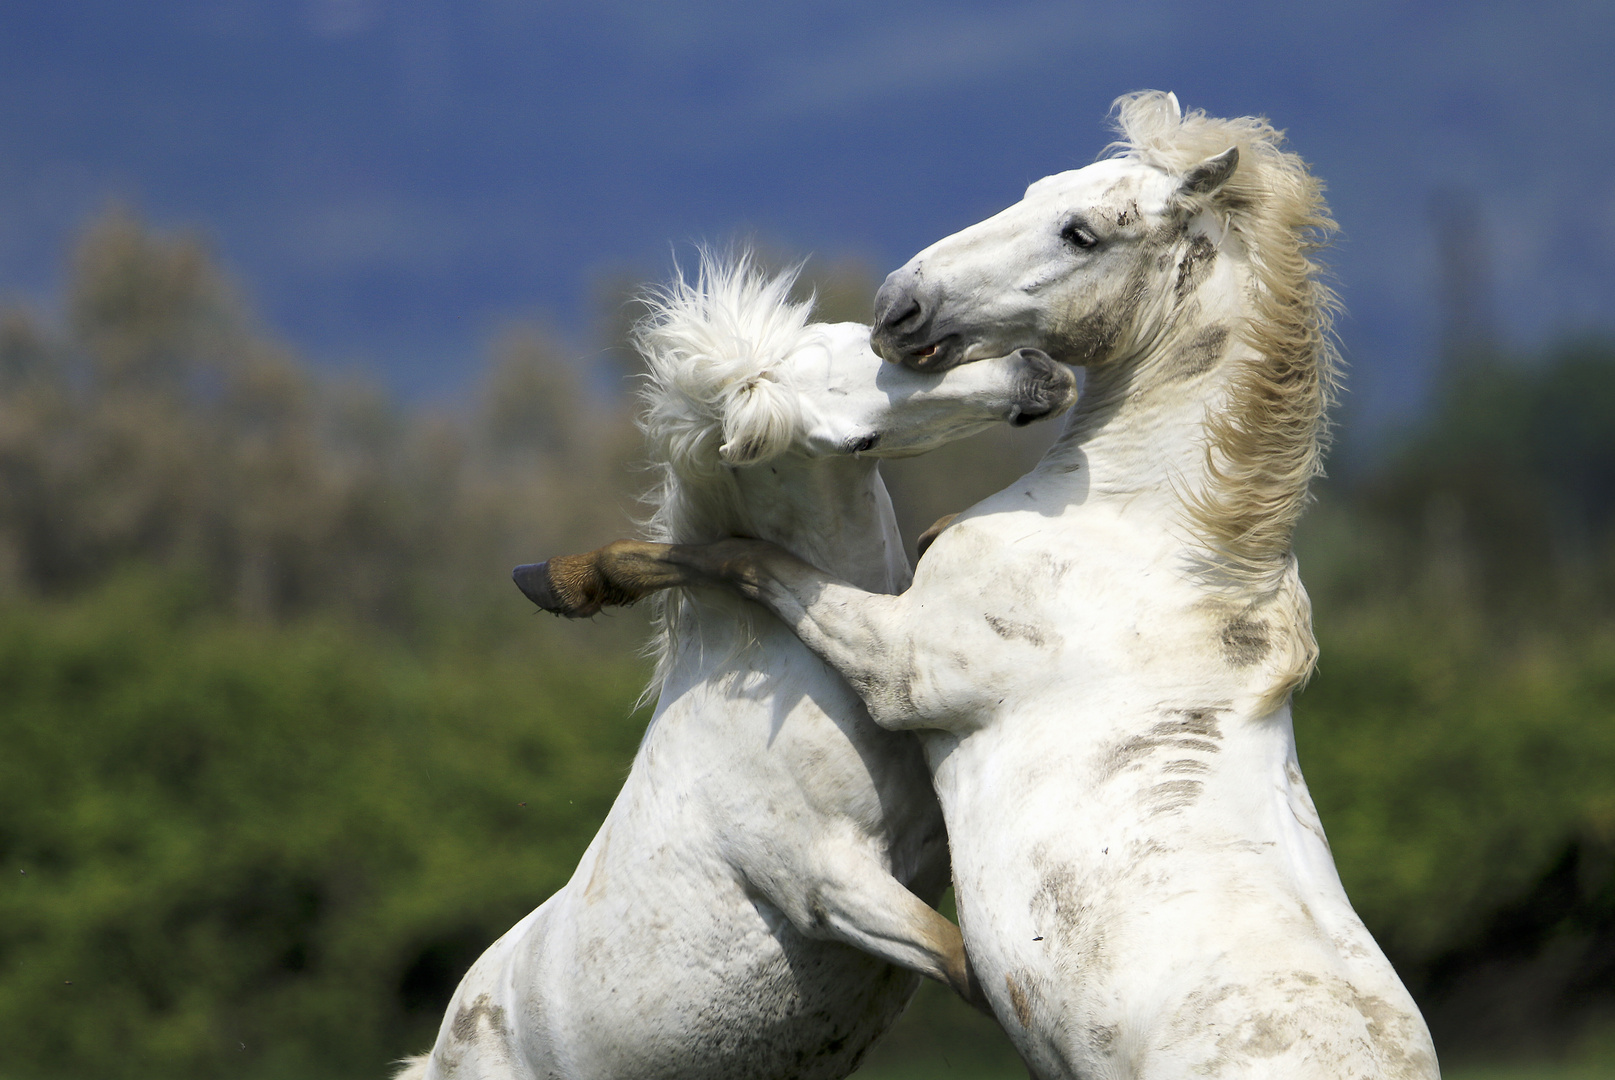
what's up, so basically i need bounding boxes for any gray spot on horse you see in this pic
[1096,707,1227,782]
[1218,1012,1297,1058]
[1287,760,1332,851]
[1334,982,1440,1079]
[1156,707,1226,740]
[1147,778,1204,815]
[1005,973,1034,1029]
[1221,615,1271,666]
[1170,324,1231,381]
[1175,232,1218,301]
[451,993,510,1043]
[1066,309,1120,365]
[1066,259,1157,366]
[985,614,1050,648]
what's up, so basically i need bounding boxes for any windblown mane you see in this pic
[633,253,823,697]
[1110,91,1342,703]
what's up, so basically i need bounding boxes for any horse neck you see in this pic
[648,453,908,690]
[1043,253,1251,519]
[729,455,909,594]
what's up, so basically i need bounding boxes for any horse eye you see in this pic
[1060,221,1099,250]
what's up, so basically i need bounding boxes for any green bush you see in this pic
[0,573,649,1080]
[1298,614,1615,962]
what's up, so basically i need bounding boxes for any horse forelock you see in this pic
[1108,91,1341,708]
[630,251,822,701]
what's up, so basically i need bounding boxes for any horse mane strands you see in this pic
[1110,91,1342,706]
[632,251,823,699]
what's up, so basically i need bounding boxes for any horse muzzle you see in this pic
[871,269,969,372]
[1009,349,1078,426]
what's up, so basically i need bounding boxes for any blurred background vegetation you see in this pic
[1,211,1613,1079]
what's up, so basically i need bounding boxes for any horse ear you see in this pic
[1179,147,1239,199]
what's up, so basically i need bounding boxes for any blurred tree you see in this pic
[0,209,643,636]
[1336,339,1615,620]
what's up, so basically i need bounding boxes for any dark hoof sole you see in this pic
[513,562,563,612]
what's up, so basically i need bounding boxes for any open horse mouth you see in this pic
[871,329,964,371]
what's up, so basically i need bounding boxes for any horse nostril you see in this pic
[881,296,925,332]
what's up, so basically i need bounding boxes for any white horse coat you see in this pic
[527,97,1440,1079]
[398,260,1075,1080]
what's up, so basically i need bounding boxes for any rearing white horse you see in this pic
[523,96,1440,1078]
[397,256,1075,1080]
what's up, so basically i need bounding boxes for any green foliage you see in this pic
[1332,340,1615,618]
[0,573,649,1080]
[1287,341,1615,1056]
[1297,613,1615,961]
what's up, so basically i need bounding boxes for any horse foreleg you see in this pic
[517,538,931,727]
[799,865,988,1013]
[514,540,695,617]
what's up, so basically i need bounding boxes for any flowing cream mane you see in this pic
[1110,91,1341,704]
[632,254,824,696]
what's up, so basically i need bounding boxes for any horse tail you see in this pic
[390,1052,431,1080]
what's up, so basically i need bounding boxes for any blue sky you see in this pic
[1,1,1611,419]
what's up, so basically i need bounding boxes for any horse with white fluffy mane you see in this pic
[524,95,1440,1078]
[396,257,1075,1080]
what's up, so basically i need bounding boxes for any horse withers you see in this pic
[396,256,1074,1080]
[527,96,1438,1079]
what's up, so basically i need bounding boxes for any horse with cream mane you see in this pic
[522,96,1439,1078]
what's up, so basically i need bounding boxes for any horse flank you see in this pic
[1110,91,1341,704]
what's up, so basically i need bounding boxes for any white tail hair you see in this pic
[391,1053,429,1079]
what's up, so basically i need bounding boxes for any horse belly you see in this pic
[557,901,919,1080]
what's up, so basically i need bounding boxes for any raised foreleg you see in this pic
[793,859,987,1011]
[515,539,949,729]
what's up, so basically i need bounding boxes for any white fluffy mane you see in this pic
[633,253,826,698]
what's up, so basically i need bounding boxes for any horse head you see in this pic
[871,91,1245,374]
